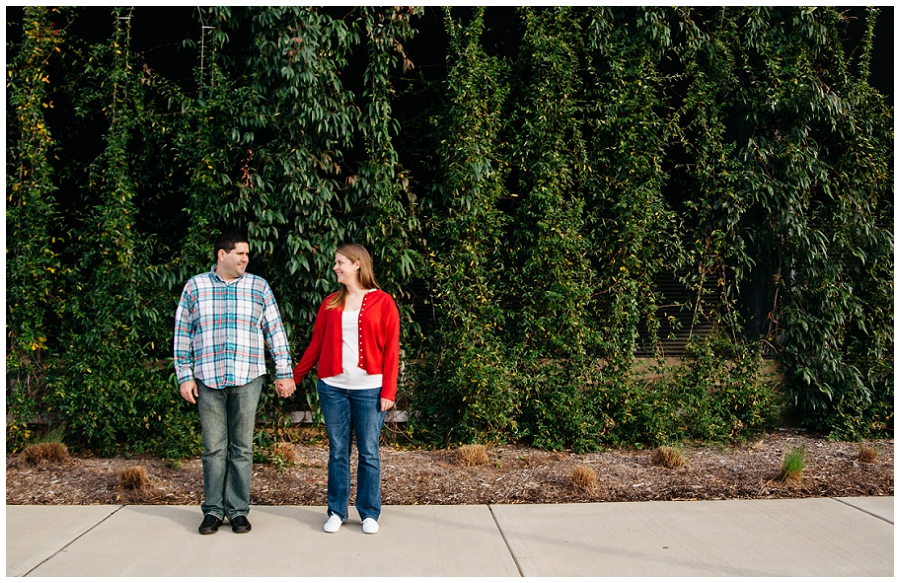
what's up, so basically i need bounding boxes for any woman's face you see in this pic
[334,252,360,286]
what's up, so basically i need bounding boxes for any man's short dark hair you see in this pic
[215,231,248,259]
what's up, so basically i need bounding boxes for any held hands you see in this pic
[275,378,296,398]
[179,379,296,402]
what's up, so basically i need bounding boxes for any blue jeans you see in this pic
[317,380,386,522]
[197,376,263,520]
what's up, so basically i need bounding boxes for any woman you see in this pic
[292,243,399,535]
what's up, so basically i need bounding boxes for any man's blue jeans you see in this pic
[197,376,263,520]
[317,380,386,522]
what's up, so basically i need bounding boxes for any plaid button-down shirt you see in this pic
[174,267,292,389]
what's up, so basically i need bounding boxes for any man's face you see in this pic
[217,242,249,281]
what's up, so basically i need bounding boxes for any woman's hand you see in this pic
[380,398,395,412]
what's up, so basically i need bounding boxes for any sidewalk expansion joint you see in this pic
[22,505,127,577]
[488,505,524,577]
[830,497,893,525]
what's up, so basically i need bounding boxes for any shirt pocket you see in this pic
[249,298,264,326]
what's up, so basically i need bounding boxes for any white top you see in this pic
[320,308,383,390]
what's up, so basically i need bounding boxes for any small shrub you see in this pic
[272,441,298,463]
[571,464,597,492]
[48,360,201,458]
[858,443,878,463]
[268,442,299,474]
[253,428,276,463]
[22,441,70,465]
[455,444,489,467]
[651,446,686,469]
[6,373,40,454]
[780,447,806,484]
[119,466,150,490]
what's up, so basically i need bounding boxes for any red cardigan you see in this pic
[293,289,401,401]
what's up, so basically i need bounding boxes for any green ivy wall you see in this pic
[6,7,893,454]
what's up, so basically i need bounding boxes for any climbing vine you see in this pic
[508,7,603,451]
[43,8,198,457]
[412,7,517,444]
[732,7,893,438]
[6,7,64,451]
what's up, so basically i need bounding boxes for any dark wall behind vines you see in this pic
[7,7,893,455]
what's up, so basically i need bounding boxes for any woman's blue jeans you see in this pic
[196,376,263,520]
[317,380,386,522]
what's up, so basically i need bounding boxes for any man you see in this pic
[174,231,297,535]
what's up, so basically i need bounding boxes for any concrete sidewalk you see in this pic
[7,497,893,577]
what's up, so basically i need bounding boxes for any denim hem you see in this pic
[328,511,347,522]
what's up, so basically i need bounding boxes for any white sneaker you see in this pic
[361,517,379,535]
[323,513,343,533]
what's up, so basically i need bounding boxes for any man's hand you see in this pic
[380,398,395,412]
[275,378,296,398]
[179,380,199,404]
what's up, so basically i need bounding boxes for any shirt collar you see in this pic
[210,264,244,284]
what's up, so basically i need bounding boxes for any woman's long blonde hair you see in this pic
[326,243,380,310]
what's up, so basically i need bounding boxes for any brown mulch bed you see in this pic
[6,430,892,506]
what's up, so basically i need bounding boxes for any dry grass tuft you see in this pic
[858,443,878,463]
[779,446,806,484]
[119,466,150,491]
[571,464,598,492]
[455,444,489,467]
[651,446,686,469]
[22,442,70,465]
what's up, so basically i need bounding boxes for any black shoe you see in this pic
[199,514,223,535]
[231,515,252,534]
